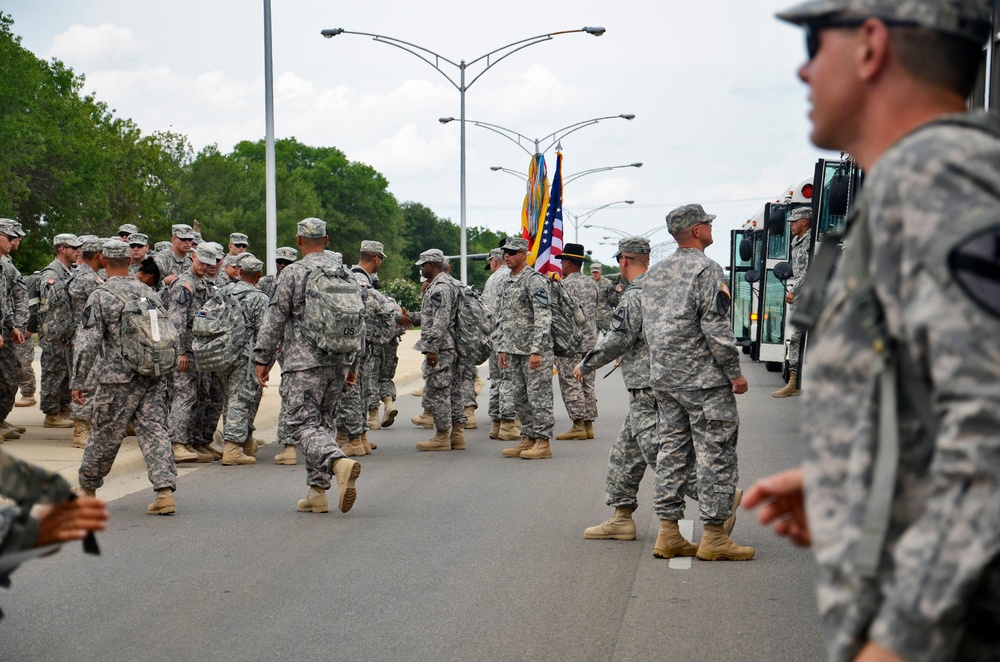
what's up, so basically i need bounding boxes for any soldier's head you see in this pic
[777,0,991,160]
[359,240,387,273]
[0,219,19,256]
[191,242,221,278]
[101,240,131,275]
[788,206,813,237]
[117,223,139,241]
[239,255,264,286]
[128,233,149,263]
[296,218,329,253]
[171,224,195,256]
[79,235,105,268]
[667,204,716,251]
[53,233,83,267]
[613,236,651,280]
[556,243,587,275]
[136,255,162,288]
[415,248,446,280]
[229,232,249,256]
[590,262,603,280]
[275,246,297,273]
[501,236,529,272]
[223,254,242,281]
[487,248,504,273]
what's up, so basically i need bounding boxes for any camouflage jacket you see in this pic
[257,273,277,300]
[802,113,1000,662]
[67,263,105,326]
[413,271,460,354]
[561,271,599,353]
[166,271,215,358]
[790,229,812,299]
[594,276,616,332]
[641,248,741,391]
[224,280,270,359]
[579,272,649,389]
[155,249,192,280]
[253,250,357,371]
[494,265,552,356]
[481,265,510,314]
[0,255,28,331]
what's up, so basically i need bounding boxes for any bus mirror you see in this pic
[739,237,753,262]
[773,261,793,281]
[767,205,786,233]
[744,269,760,284]
[828,173,850,215]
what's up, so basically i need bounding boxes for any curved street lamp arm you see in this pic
[470,122,537,156]
[563,162,642,187]
[331,31,463,91]
[537,115,634,154]
[490,166,529,182]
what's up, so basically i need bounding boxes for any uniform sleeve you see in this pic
[12,269,28,330]
[166,283,193,356]
[0,504,40,555]
[414,282,451,353]
[71,291,105,390]
[253,269,295,365]
[580,291,640,373]
[529,276,553,355]
[696,267,741,381]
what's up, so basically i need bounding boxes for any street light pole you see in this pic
[564,200,634,243]
[584,222,670,240]
[321,26,606,284]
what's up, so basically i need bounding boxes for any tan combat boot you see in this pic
[464,406,477,430]
[724,488,743,536]
[222,441,257,465]
[360,432,372,455]
[489,420,501,439]
[274,444,297,465]
[243,434,259,458]
[585,421,595,439]
[556,420,588,440]
[2,421,26,434]
[416,429,451,452]
[653,520,699,558]
[173,443,200,463]
[195,444,222,461]
[380,396,398,428]
[1,426,20,440]
[771,373,801,398]
[520,438,552,460]
[80,487,97,497]
[43,413,73,428]
[332,457,361,513]
[184,444,214,462]
[15,395,36,407]
[367,408,381,431]
[502,437,534,458]
[147,488,176,515]
[584,507,637,540]
[297,486,329,513]
[72,420,90,448]
[410,384,424,396]
[450,426,466,450]
[497,420,521,442]
[696,523,755,561]
[410,410,434,429]
[336,427,348,446]
[343,437,366,457]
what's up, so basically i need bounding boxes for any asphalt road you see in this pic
[2,358,824,661]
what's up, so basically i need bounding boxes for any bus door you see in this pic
[729,228,755,350]
[753,202,791,371]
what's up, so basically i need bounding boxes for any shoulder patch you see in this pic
[177,285,191,305]
[47,278,56,285]
[16,276,26,291]
[611,306,626,331]
[716,289,731,317]
[430,290,443,307]
[82,304,95,328]
[533,288,549,307]
[949,227,1000,319]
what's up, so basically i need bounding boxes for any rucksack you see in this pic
[455,284,492,365]
[24,271,41,333]
[103,282,179,377]
[37,270,76,343]
[191,285,250,373]
[549,278,586,358]
[300,262,365,354]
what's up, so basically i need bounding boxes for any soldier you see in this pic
[591,262,614,334]
[0,221,29,438]
[257,246,297,300]
[7,227,36,410]
[67,235,106,448]
[745,3,1000,660]
[72,240,178,515]
[771,207,812,398]
[642,204,752,561]
[193,242,227,458]
[116,223,139,241]
[495,236,555,460]
[481,247,519,441]
[553,243,599,440]
[126,233,149,275]
[37,233,82,429]
[156,224,195,286]
[351,240,396,436]
[228,233,249,257]
[407,249,465,451]
[254,217,361,515]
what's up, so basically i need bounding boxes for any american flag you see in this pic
[534,151,564,278]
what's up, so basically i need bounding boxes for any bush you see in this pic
[381,278,422,315]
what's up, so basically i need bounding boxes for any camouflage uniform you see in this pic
[594,275,616,334]
[16,339,35,399]
[413,267,465,430]
[37,258,75,415]
[642,247,742,525]
[67,260,104,423]
[155,249,193,282]
[482,264,514,422]
[214,280,269,444]
[253,248,356,491]
[554,270,599,422]
[166,269,216,448]
[73,276,177,493]
[0,448,74,555]
[495,263,554,440]
[0,253,28,419]
[787,225,811,369]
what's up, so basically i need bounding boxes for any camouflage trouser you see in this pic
[460,362,478,410]
[421,350,465,431]
[787,327,803,371]
[379,338,400,401]
[605,389,697,509]
[220,356,260,444]
[39,339,72,414]
[555,354,597,421]
[168,364,206,447]
[652,384,739,525]
[488,351,515,422]
[0,332,20,421]
[79,378,177,492]
[69,364,97,423]
[502,352,554,440]
[336,373,367,438]
[280,366,349,490]
[16,338,35,397]
[363,346,382,412]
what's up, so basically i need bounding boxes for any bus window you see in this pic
[762,270,786,344]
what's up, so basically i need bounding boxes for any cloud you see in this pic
[49,23,146,70]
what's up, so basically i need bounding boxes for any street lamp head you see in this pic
[583,26,606,36]
[620,114,636,120]
[631,163,643,168]
[490,166,502,171]
[320,28,344,38]
[625,200,635,204]
[439,117,456,124]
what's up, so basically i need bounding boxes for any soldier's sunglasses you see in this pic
[805,16,918,60]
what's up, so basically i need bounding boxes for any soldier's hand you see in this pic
[572,365,584,383]
[743,468,811,548]
[346,370,357,386]
[399,309,413,329]
[177,354,189,372]
[426,352,438,368]
[498,352,508,369]
[34,495,109,547]
[528,353,542,370]
[11,328,24,344]
[730,375,748,394]
[255,363,270,387]
[0,335,3,349]
[785,292,795,305]
[71,389,85,406]
[854,642,907,662]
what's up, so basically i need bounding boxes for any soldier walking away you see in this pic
[481,247,519,441]
[37,233,82,429]
[642,204,752,562]
[66,236,107,448]
[591,262,615,334]
[0,221,29,438]
[745,2,1000,661]
[772,206,812,398]
[554,243,599,441]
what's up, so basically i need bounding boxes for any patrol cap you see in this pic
[172,224,195,239]
[0,219,20,239]
[102,239,130,259]
[360,240,387,258]
[502,236,529,253]
[486,247,504,270]
[240,256,264,273]
[275,246,298,262]
[118,223,139,236]
[590,262,603,272]
[776,0,994,44]
[556,242,587,262]
[128,232,149,247]
[415,248,446,266]
[666,204,716,235]
[788,207,814,221]
[203,241,225,257]
[297,217,327,238]
[222,254,242,267]
[79,234,104,253]
[153,241,172,252]
[194,243,222,265]
[230,232,249,246]
[2,219,26,237]
[192,232,203,245]
[613,236,652,259]
[54,233,83,249]
[324,250,344,265]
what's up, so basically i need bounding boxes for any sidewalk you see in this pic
[1,330,427,500]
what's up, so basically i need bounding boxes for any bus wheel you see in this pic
[765,361,783,373]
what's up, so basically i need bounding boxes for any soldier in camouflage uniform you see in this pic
[193,243,228,459]
[352,240,396,440]
[259,246,299,465]
[254,218,361,515]
[642,204,752,562]
[772,207,812,398]
[495,237,555,460]
[257,246,297,300]
[37,233,82,429]
[116,223,139,241]
[67,236,106,448]
[481,247,519,441]
[591,262,615,334]
[0,221,29,436]
[553,243,599,441]
[155,224,195,288]
[72,240,178,515]
[745,3,1000,660]
[126,233,149,276]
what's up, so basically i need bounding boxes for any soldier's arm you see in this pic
[12,272,28,331]
[253,268,296,365]
[696,267,742,380]
[528,277,553,355]
[71,291,105,391]
[415,285,448,353]
[166,282,194,357]
[580,293,640,374]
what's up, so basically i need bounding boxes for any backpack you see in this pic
[38,270,77,344]
[364,292,398,346]
[191,285,249,373]
[455,284,492,365]
[549,278,586,358]
[299,262,365,354]
[103,282,179,377]
[25,271,41,333]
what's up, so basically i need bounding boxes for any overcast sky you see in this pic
[4,0,834,267]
